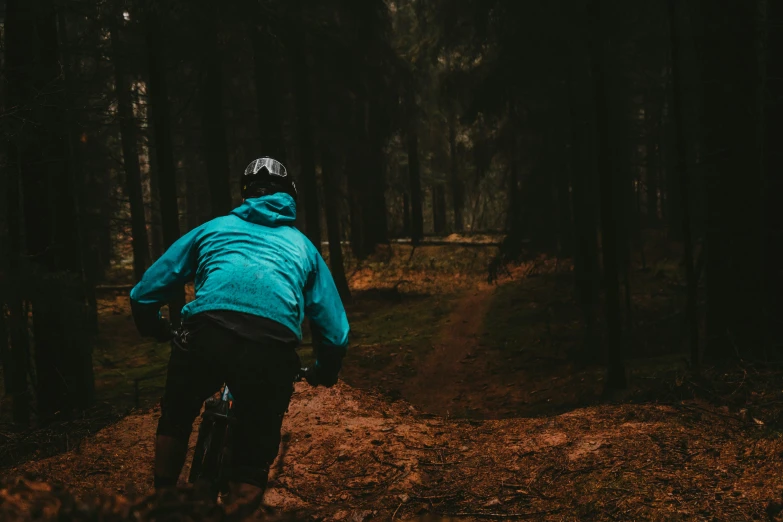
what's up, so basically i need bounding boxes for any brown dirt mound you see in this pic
[8,381,783,521]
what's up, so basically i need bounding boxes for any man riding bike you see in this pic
[129,157,350,509]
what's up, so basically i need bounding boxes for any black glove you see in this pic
[153,318,175,343]
[131,300,175,342]
[313,363,339,387]
[312,345,346,388]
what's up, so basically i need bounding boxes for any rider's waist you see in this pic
[185,310,299,346]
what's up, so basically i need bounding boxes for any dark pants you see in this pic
[156,320,300,487]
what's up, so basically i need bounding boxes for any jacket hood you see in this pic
[230,193,296,226]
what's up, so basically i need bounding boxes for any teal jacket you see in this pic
[129,193,350,352]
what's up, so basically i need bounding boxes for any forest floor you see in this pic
[4,237,783,520]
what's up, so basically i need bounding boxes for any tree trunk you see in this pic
[3,0,33,423]
[590,0,626,389]
[145,1,184,324]
[111,12,150,282]
[321,151,352,302]
[249,19,287,162]
[147,129,164,259]
[701,0,765,358]
[645,98,660,225]
[345,103,369,259]
[449,110,464,232]
[200,4,232,218]
[184,146,206,230]
[568,75,599,360]
[2,144,30,425]
[765,0,783,352]
[503,127,527,260]
[0,309,8,396]
[364,102,389,251]
[555,123,573,257]
[291,39,321,250]
[57,11,96,401]
[663,65,683,241]
[669,0,699,367]
[432,184,447,236]
[403,192,411,237]
[346,101,388,259]
[507,147,522,234]
[346,149,368,259]
[405,88,424,245]
[756,0,770,355]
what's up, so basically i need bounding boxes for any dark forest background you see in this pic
[0,0,781,431]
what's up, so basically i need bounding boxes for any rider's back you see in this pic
[130,192,348,347]
[186,197,314,334]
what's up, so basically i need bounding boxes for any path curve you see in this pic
[400,284,496,417]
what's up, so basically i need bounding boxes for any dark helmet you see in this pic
[241,157,297,202]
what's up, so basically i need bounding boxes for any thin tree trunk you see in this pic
[556,121,573,257]
[657,127,667,221]
[507,147,521,234]
[765,0,783,352]
[701,0,764,358]
[406,89,424,244]
[3,145,30,425]
[249,18,287,162]
[58,11,96,405]
[432,184,447,236]
[590,0,626,389]
[321,151,351,302]
[645,98,660,225]
[663,65,683,241]
[111,13,150,282]
[346,102,369,259]
[449,110,464,232]
[365,102,389,251]
[754,0,768,357]
[504,128,526,260]
[291,39,321,250]
[147,130,164,259]
[0,310,8,396]
[669,0,699,367]
[403,192,411,237]
[346,151,367,259]
[504,101,526,256]
[201,4,232,218]
[146,2,184,324]
[31,8,65,418]
[3,0,32,423]
[184,146,205,230]
[569,79,599,360]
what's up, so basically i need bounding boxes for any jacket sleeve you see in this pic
[304,250,350,361]
[129,225,201,334]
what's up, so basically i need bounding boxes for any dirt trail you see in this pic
[400,284,496,418]
[10,381,782,521]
